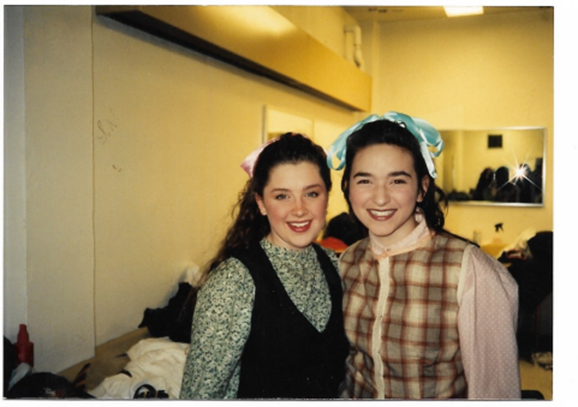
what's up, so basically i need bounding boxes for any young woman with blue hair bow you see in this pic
[328,112,520,400]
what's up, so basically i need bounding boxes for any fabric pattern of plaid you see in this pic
[340,233,469,399]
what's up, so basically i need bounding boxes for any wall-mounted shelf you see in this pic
[96,5,372,111]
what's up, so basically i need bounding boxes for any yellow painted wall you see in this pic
[368,8,553,245]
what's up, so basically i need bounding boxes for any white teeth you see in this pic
[369,209,394,217]
[290,221,310,227]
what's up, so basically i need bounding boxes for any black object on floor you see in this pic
[6,372,95,399]
[521,390,545,400]
[139,282,198,343]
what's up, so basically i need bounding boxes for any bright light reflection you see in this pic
[444,6,484,17]
[214,6,294,37]
[506,152,542,192]
[514,166,527,180]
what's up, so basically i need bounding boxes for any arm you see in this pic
[457,245,521,400]
[179,258,254,399]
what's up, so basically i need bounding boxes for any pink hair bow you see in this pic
[240,133,317,177]
[240,138,279,177]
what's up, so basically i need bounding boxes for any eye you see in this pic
[274,194,289,200]
[306,191,320,198]
[392,178,407,185]
[355,179,370,185]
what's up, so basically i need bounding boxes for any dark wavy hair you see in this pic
[340,119,448,237]
[205,133,332,278]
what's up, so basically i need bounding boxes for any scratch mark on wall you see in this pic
[96,119,118,144]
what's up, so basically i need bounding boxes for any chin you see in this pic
[290,235,318,249]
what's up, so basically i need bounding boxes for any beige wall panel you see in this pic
[23,6,96,372]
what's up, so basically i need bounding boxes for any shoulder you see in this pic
[193,257,256,334]
[433,232,472,251]
[426,233,474,265]
[460,243,517,293]
[202,257,255,299]
[465,244,509,273]
[340,238,371,265]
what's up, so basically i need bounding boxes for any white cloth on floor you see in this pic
[89,337,188,399]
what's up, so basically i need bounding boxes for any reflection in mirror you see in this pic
[263,106,314,143]
[436,128,545,206]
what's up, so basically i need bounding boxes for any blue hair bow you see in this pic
[326,111,444,178]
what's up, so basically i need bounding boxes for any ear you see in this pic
[342,178,349,197]
[255,193,267,216]
[417,175,430,203]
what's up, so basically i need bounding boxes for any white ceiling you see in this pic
[343,6,546,23]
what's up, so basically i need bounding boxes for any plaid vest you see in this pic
[340,234,469,399]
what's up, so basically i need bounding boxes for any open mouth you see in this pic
[287,220,312,232]
[368,209,395,220]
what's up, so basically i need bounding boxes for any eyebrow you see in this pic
[352,171,372,179]
[389,170,413,178]
[352,170,413,178]
[268,183,325,193]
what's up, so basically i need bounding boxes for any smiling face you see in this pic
[347,144,429,247]
[255,161,328,251]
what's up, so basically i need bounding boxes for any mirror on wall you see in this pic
[435,127,545,206]
[263,105,314,142]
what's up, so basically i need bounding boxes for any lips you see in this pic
[287,220,312,233]
[368,209,395,220]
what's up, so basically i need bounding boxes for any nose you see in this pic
[374,185,390,206]
[293,197,306,217]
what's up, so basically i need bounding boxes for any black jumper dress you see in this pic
[235,243,349,399]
